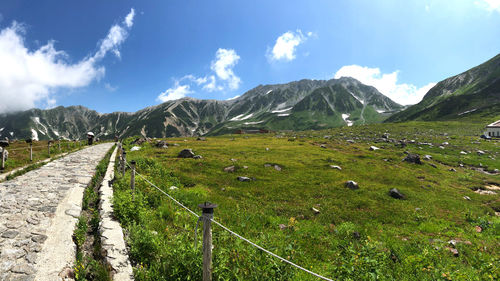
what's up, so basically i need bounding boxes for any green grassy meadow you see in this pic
[0,140,87,174]
[112,120,499,280]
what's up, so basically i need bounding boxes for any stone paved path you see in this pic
[0,143,114,281]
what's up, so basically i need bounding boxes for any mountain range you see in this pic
[0,77,402,140]
[1,53,499,140]
[387,53,500,122]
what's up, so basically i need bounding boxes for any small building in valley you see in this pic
[485,120,500,138]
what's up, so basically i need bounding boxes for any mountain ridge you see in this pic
[0,77,402,140]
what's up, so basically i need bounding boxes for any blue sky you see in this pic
[0,0,499,113]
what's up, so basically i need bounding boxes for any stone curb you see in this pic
[98,146,134,280]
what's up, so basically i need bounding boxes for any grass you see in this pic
[73,145,115,281]
[112,120,499,280]
[0,140,88,174]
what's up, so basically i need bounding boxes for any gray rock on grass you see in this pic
[178,149,195,158]
[345,180,359,190]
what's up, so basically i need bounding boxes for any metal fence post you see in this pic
[29,143,33,161]
[130,160,136,201]
[1,149,4,170]
[47,141,51,157]
[58,141,61,151]
[122,151,127,176]
[198,202,217,281]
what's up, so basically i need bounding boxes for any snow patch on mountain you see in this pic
[243,121,264,125]
[32,117,49,135]
[230,113,254,121]
[31,129,39,141]
[342,113,353,127]
[349,91,364,105]
[272,107,292,113]
[277,113,290,117]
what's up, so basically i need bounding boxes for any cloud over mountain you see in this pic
[0,8,135,113]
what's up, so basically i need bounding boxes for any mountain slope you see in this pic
[0,78,402,140]
[387,53,500,122]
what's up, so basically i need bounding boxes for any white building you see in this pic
[485,120,500,138]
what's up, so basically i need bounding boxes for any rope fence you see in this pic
[122,155,334,281]
[1,140,89,171]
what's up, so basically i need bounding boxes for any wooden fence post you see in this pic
[47,141,51,157]
[198,202,217,281]
[58,141,61,151]
[130,160,136,200]
[1,149,4,170]
[122,151,127,176]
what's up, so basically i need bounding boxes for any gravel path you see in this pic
[0,143,114,281]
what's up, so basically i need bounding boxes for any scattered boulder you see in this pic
[449,168,457,172]
[131,137,148,145]
[477,150,485,155]
[155,140,168,148]
[423,155,432,160]
[369,146,380,151]
[130,146,141,151]
[403,153,422,164]
[193,155,203,159]
[278,224,287,230]
[264,163,282,171]
[463,196,471,200]
[320,144,327,148]
[196,137,206,141]
[345,180,359,190]
[237,176,253,182]
[169,186,178,190]
[429,163,437,168]
[446,247,459,257]
[224,166,236,173]
[178,149,195,158]
[329,165,342,170]
[460,151,467,155]
[389,188,405,199]
[311,207,320,215]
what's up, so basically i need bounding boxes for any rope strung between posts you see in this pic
[123,160,334,281]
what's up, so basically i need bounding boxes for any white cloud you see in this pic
[104,83,118,92]
[157,83,192,102]
[93,8,135,60]
[334,65,436,105]
[268,30,312,62]
[0,9,135,114]
[211,48,241,90]
[476,0,500,12]
[124,8,135,28]
[157,49,242,102]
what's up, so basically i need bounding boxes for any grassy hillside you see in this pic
[112,121,499,280]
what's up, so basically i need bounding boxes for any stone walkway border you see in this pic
[99,146,134,280]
